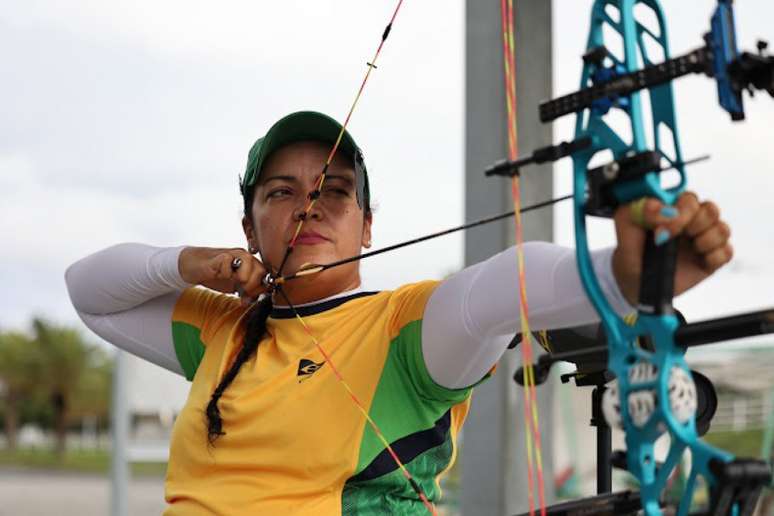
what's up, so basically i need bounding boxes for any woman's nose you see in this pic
[293,191,323,221]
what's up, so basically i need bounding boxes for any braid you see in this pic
[206,295,273,445]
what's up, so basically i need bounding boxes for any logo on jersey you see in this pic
[297,358,325,382]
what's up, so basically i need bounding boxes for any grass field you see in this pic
[0,448,167,477]
[704,428,766,458]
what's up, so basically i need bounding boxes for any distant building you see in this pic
[125,353,190,461]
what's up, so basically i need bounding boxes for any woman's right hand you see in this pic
[178,247,267,305]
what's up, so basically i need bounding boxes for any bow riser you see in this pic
[571,2,758,515]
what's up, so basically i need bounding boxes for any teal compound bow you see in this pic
[489,0,774,515]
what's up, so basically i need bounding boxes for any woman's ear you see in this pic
[242,216,259,254]
[362,212,373,248]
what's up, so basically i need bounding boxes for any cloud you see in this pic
[1,0,771,338]
[0,1,467,331]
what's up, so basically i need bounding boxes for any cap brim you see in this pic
[245,111,358,188]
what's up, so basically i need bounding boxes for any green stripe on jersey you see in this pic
[355,319,471,475]
[342,437,454,514]
[171,321,206,381]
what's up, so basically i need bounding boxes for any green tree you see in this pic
[0,331,41,450]
[32,318,90,458]
[71,346,113,427]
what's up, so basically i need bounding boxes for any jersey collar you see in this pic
[270,287,379,319]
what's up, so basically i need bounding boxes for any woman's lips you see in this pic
[294,231,330,245]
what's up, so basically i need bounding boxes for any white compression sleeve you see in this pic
[422,242,633,389]
[65,243,192,376]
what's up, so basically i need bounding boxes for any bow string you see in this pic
[499,1,547,515]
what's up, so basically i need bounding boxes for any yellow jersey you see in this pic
[166,282,476,515]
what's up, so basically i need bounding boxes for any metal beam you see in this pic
[110,350,129,516]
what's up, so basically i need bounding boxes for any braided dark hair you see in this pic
[205,294,273,444]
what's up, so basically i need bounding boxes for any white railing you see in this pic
[710,394,774,432]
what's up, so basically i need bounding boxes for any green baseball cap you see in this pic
[240,110,370,210]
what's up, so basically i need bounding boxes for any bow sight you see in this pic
[539,1,774,123]
[488,1,774,515]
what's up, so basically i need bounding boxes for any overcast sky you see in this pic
[1,0,772,353]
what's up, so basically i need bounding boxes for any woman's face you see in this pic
[243,140,372,297]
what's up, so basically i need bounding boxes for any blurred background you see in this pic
[1,0,773,514]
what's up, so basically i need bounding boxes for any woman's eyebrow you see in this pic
[260,173,354,187]
[260,175,298,186]
[324,173,355,186]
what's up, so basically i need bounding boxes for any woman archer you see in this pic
[65,110,732,515]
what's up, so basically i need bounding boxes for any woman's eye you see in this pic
[267,188,292,199]
[323,186,350,197]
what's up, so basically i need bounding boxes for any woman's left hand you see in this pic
[611,191,733,306]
